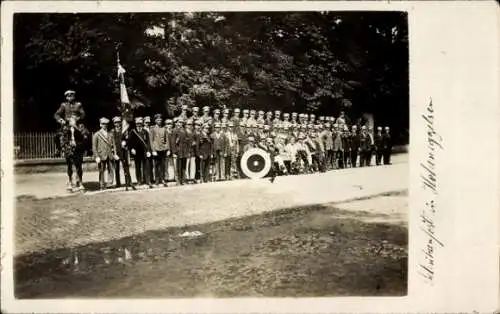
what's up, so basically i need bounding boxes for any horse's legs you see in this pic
[66,157,74,188]
[75,155,83,187]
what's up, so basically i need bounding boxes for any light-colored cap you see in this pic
[100,117,110,124]
[112,116,121,123]
[64,90,75,96]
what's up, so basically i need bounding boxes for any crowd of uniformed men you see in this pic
[54,90,393,191]
[90,104,393,191]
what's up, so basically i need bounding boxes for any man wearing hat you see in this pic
[241,109,249,125]
[291,112,298,126]
[273,110,281,128]
[349,125,360,167]
[172,118,189,185]
[177,104,189,122]
[129,117,153,188]
[320,122,334,169]
[225,121,240,180]
[221,108,231,124]
[54,90,86,155]
[382,126,392,165]
[185,119,199,184]
[231,108,241,125]
[114,116,136,191]
[164,119,176,182]
[111,116,125,189]
[211,122,228,181]
[201,106,212,126]
[374,126,384,166]
[54,90,85,125]
[282,113,291,129]
[247,109,257,128]
[92,117,116,190]
[256,110,265,125]
[264,111,273,126]
[359,125,371,167]
[198,123,213,183]
[210,108,219,124]
[150,114,169,187]
[191,106,200,121]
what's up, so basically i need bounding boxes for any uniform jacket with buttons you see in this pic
[54,101,85,122]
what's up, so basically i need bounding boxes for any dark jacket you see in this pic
[54,101,85,122]
[172,128,189,158]
[375,133,384,149]
[198,132,212,159]
[185,130,199,158]
[350,133,360,151]
[382,133,392,150]
[129,128,151,157]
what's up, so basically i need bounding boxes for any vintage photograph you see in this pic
[13,11,409,298]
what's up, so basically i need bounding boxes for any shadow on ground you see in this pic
[15,201,407,298]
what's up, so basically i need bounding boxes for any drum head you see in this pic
[240,148,272,179]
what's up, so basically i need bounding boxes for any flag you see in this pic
[118,62,131,134]
[117,63,130,105]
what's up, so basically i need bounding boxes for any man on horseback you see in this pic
[54,90,86,155]
[54,90,88,191]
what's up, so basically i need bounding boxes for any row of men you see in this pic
[163,104,349,129]
[91,113,392,190]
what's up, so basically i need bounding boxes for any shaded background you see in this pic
[14,11,409,144]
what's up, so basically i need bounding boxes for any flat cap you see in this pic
[100,117,110,124]
[64,90,75,96]
[112,116,121,123]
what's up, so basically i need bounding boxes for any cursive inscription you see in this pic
[418,98,444,284]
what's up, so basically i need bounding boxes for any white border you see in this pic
[2,1,499,313]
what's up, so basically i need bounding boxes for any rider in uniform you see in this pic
[54,90,86,156]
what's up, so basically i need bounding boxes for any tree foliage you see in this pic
[14,11,408,142]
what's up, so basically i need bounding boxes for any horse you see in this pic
[59,120,89,192]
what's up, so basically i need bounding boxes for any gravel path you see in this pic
[15,154,408,256]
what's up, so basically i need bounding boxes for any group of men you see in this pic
[90,104,393,190]
[54,91,393,191]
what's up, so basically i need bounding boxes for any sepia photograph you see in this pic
[11,10,410,298]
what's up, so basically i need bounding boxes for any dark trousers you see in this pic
[66,155,83,184]
[335,150,344,169]
[115,158,133,187]
[383,148,392,165]
[144,157,154,184]
[284,160,292,173]
[200,157,211,183]
[360,150,368,167]
[98,159,113,188]
[350,150,358,167]
[344,150,350,168]
[195,157,201,180]
[134,156,151,185]
[153,151,166,184]
[296,150,310,172]
[176,157,187,184]
[376,149,383,165]
[326,150,334,169]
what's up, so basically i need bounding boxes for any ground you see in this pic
[13,154,408,298]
